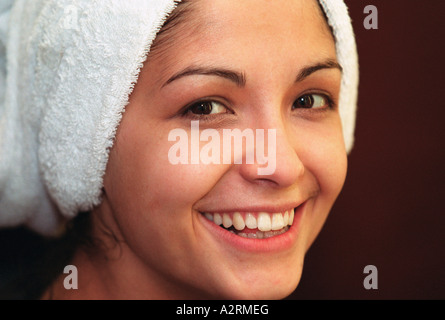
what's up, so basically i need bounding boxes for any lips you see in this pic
[201,208,295,239]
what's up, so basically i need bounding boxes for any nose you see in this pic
[238,118,305,188]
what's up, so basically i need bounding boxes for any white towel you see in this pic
[0,0,359,236]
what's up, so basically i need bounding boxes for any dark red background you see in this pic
[289,0,445,299]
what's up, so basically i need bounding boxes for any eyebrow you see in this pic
[162,59,342,88]
[296,59,342,82]
[163,67,246,87]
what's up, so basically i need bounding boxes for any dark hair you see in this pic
[0,212,92,299]
[149,0,193,57]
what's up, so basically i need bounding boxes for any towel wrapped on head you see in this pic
[0,0,358,236]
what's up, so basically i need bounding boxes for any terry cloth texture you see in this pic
[0,0,359,235]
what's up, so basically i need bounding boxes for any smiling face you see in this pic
[94,0,347,299]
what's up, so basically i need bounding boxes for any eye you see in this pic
[292,93,329,110]
[186,100,228,115]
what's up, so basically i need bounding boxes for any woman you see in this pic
[0,0,358,299]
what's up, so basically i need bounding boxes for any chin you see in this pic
[211,267,303,300]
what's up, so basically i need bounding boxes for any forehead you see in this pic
[195,0,330,36]
[148,0,336,83]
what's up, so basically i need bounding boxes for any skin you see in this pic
[45,0,347,299]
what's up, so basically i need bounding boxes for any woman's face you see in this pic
[100,0,346,299]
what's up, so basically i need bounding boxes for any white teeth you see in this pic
[202,207,297,237]
[283,211,289,226]
[232,212,245,231]
[257,212,272,232]
[214,213,222,226]
[222,213,233,228]
[271,213,284,231]
[245,213,257,229]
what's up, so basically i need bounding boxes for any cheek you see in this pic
[102,116,234,285]
[104,117,228,227]
[308,135,347,198]
[295,116,348,196]
[298,120,348,245]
